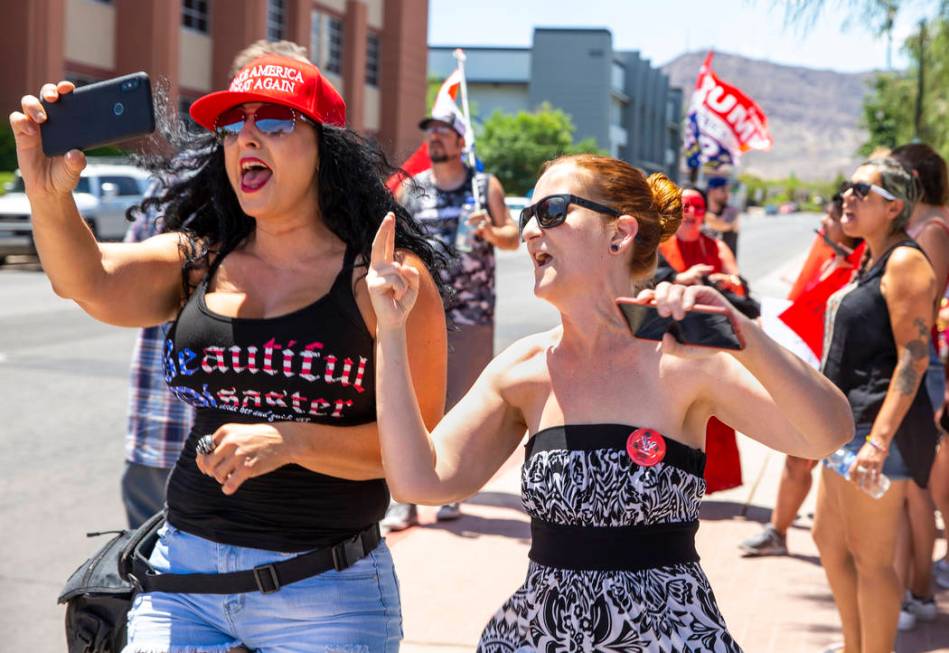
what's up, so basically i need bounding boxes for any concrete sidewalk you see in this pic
[388,435,949,652]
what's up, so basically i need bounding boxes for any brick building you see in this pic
[0,0,428,160]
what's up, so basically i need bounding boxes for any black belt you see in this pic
[529,518,699,572]
[130,523,382,595]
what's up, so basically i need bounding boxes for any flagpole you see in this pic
[453,48,483,212]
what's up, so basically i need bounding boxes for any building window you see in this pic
[327,17,343,74]
[182,0,209,33]
[309,10,322,65]
[611,62,625,94]
[267,0,286,41]
[610,98,624,127]
[366,33,380,86]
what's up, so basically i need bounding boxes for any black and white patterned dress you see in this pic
[478,424,743,653]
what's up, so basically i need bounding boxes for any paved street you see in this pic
[2,212,946,651]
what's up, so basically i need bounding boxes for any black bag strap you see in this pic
[129,523,382,595]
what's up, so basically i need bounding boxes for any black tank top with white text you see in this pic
[162,245,385,551]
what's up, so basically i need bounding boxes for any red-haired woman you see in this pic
[367,154,853,650]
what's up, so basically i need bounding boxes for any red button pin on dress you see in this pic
[626,428,667,467]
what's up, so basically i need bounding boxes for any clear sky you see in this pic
[428,0,931,73]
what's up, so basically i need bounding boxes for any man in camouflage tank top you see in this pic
[385,110,520,529]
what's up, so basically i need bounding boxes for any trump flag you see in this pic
[683,52,773,169]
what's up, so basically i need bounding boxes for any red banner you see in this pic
[778,240,864,359]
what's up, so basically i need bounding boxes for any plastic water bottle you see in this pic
[824,447,891,499]
[454,199,478,253]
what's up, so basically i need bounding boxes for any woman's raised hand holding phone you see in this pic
[635,281,747,357]
[9,80,86,197]
[367,213,421,331]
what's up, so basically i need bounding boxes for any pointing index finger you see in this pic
[371,212,395,266]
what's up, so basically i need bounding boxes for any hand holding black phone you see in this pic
[616,297,745,351]
[814,228,853,258]
[40,72,155,157]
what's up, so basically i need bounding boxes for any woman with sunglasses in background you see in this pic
[890,143,949,630]
[813,158,939,653]
[10,41,448,652]
[366,153,852,651]
[656,186,745,496]
[740,192,865,558]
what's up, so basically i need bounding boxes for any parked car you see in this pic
[778,201,799,215]
[0,163,151,264]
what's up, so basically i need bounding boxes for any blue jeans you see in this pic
[842,424,911,480]
[124,522,402,652]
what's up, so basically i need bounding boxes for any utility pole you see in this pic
[884,0,897,70]
[914,19,926,141]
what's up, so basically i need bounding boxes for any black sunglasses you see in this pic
[839,180,896,201]
[519,193,622,232]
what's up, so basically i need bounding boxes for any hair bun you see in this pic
[646,172,682,241]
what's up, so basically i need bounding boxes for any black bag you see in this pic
[58,512,382,651]
[58,512,164,653]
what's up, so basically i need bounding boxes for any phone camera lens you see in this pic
[113,102,125,116]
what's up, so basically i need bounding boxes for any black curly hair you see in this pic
[127,86,449,302]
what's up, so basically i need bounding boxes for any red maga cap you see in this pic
[189,55,346,131]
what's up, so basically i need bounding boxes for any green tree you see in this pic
[860,17,949,160]
[739,173,768,206]
[477,103,604,195]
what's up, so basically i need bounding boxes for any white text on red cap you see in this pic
[229,64,306,95]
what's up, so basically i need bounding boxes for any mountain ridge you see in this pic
[660,51,876,181]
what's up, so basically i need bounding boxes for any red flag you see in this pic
[787,234,837,302]
[385,142,430,193]
[778,242,865,358]
[384,68,465,193]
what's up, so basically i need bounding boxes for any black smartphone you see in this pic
[40,72,155,157]
[814,228,852,258]
[615,298,745,351]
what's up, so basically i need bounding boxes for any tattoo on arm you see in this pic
[896,317,931,395]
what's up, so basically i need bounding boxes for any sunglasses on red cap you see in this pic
[214,104,314,140]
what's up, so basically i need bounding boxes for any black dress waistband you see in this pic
[529,518,700,572]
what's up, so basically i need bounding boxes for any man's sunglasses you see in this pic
[424,124,457,136]
[839,180,896,201]
[519,193,622,232]
[214,104,313,140]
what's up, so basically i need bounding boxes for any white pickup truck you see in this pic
[0,163,152,264]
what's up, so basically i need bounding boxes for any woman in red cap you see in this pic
[11,42,446,652]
